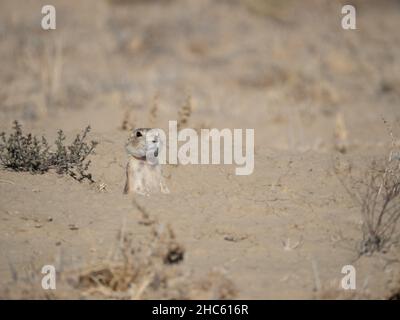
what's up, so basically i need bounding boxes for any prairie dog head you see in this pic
[125,128,161,164]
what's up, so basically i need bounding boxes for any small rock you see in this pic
[224,234,247,242]
[68,224,79,231]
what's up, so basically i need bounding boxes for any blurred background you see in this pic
[1,0,399,151]
[1,0,400,299]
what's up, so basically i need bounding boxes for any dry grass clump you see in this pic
[120,94,160,131]
[148,94,159,127]
[0,121,98,182]
[388,282,400,300]
[289,76,340,108]
[75,224,185,299]
[1,222,236,300]
[358,160,400,256]
[389,291,400,300]
[74,222,235,299]
[177,96,193,131]
[384,271,400,300]
[119,94,136,131]
[334,112,349,154]
[121,108,135,131]
[121,94,193,132]
[335,121,400,256]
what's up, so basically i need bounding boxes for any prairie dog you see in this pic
[124,128,169,196]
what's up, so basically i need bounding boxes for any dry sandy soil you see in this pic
[1,0,400,299]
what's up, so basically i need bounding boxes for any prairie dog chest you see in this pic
[129,158,161,186]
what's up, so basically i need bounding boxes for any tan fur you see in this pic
[124,128,169,196]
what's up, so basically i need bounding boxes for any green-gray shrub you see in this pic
[0,121,98,183]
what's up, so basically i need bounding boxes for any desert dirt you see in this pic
[1,0,400,299]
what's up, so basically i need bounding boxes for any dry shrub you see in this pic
[335,121,400,256]
[0,121,98,183]
[358,161,400,255]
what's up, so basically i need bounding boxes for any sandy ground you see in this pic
[1,0,400,299]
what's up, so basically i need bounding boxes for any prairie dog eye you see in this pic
[136,131,142,138]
